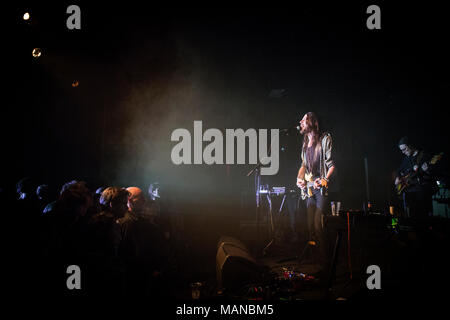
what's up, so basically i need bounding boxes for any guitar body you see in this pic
[396,173,417,195]
[300,181,315,200]
[300,173,328,200]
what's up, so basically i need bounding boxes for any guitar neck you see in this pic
[404,155,440,179]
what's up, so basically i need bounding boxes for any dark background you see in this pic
[4,1,450,218]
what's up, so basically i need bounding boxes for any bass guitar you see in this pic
[396,152,443,195]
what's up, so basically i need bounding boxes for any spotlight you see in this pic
[72,80,79,87]
[32,48,41,58]
[23,12,30,21]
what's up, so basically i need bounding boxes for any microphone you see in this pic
[280,125,300,133]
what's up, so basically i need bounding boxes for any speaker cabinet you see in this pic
[216,236,264,293]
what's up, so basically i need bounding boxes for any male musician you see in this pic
[296,112,336,257]
[394,136,435,220]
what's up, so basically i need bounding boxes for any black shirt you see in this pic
[397,150,428,177]
[306,145,320,178]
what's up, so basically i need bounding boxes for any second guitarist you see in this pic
[395,136,437,220]
[296,112,336,265]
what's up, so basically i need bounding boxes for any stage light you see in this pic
[72,80,79,87]
[23,12,30,21]
[32,48,41,58]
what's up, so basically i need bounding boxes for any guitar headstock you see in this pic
[430,152,443,165]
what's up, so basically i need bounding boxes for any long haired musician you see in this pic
[296,112,336,263]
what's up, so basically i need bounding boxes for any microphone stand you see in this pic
[247,162,264,254]
[246,128,290,257]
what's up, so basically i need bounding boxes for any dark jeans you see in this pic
[404,187,433,220]
[306,188,328,242]
[305,188,329,266]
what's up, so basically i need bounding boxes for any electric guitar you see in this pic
[299,173,328,200]
[396,152,443,195]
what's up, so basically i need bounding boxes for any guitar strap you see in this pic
[416,150,424,166]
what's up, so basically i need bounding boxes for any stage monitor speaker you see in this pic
[217,236,249,251]
[433,187,449,218]
[216,236,265,293]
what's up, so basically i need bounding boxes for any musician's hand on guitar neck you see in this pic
[421,162,429,172]
[394,177,401,186]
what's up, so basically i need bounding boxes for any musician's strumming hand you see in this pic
[313,177,322,189]
[297,177,306,189]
